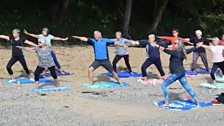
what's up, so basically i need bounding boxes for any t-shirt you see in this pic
[111,38,131,55]
[38,34,55,47]
[190,37,209,53]
[161,36,189,50]
[35,46,55,68]
[9,36,26,57]
[210,46,224,63]
[87,38,115,60]
[139,40,168,59]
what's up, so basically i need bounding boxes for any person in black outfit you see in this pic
[189,30,209,71]
[0,29,36,81]
[132,34,167,81]
[154,39,199,106]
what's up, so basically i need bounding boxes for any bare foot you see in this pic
[118,81,122,85]
[195,101,200,106]
[162,103,169,107]
[36,83,39,89]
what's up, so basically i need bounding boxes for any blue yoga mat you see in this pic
[185,68,220,75]
[154,99,213,111]
[103,71,142,78]
[3,78,53,85]
[41,71,71,77]
[30,86,72,93]
[185,70,197,75]
[81,82,129,89]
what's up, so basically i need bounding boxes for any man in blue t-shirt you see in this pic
[73,31,126,84]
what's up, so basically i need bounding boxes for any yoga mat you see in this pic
[41,70,72,77]
[103,71,142,78]
[137,79,163,85]
[81,81,129,89]
[200,83,224,89]
[154,99,213,111]
[30,86,71,93]
[3,78,53,85]
[185,70,197,75]
[185,68,220,75]
[215,76,224,82]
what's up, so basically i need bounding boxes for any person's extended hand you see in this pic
[151,43,159,48]
[123,45,128,49]
[63,37,68,41]
[23,29,28,34]
[16,46,23,49]
[197,42,203,47]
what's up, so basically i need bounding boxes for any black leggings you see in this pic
[141,58,165,77]
[6,56,30,75]
[112,55,132,72]
[34,66,57,81]
[211,61,224,80]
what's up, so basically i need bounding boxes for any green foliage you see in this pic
[0,0,223,45]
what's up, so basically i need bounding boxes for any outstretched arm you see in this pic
[17,46,35,53]
[72,36,88,42]
[114,41,128,48]
[0,35,10,41]
[24,40,38,47]
[53,36,68,41]
[24,29,39,39]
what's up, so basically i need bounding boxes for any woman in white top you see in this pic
[199,37,224,83]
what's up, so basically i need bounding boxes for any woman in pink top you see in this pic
[199,37,224,82]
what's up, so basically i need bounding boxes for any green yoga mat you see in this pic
[200,83,224,89]
[215,76,224,82]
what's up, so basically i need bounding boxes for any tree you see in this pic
[149,0,168,33]
[121,0,133,39]
[59,0,71,24]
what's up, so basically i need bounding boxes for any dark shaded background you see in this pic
[0,0,223,45]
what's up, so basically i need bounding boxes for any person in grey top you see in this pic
[23,28,68,73]
[111,31,134,73]
[17,38,59,89]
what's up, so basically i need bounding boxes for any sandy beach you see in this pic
[0,45,223,126]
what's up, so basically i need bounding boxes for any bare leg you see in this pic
[143,77,147,81]
[88,67,94,85]
[112,71,121,84]
[35,81,39,89]
[28,74,33,79]
[10,75,15,80]
[54,79,60,87]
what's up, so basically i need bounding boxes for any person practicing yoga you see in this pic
[0,29,36,81]
[110,31,134,73]
[189,30,209,71]
[132,34,167,81]
[72,31,126,85]
[24,28,68,73]
[198,37,224,83]
[154,39,199,106]
[17,38,59,89]
[158,29,191,50]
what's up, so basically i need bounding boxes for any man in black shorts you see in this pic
[73,31,127,84]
